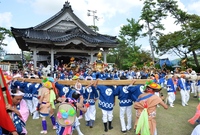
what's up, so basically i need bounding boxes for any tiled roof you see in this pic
[3,54,21,61]
[11,27,118,44]
[11,1,118,51]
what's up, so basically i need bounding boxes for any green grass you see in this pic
[26,90,199,135]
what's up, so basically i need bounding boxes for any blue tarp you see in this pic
[159,58,172,68]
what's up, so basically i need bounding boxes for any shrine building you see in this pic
[11,1,118,71]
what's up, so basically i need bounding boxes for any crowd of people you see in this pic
[0,64,200,135]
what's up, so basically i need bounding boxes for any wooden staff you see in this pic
[16,78,150,85]
[0,68,12,105]
[166,74,200,80]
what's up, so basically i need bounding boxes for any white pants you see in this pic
[25,97,39,113]
[25,99,34,113]
[84,105,96,121]
[101,109,113,123]
[72,117,84,135]
[120,105,132,131]
[191,82,197,96]
[25,98,39,115]
[197,86,200,98]
[74,117,81,127]
[180,90,189,106]
[186,90,190,103]
[167,92,175,105]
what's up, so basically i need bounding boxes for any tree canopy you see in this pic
[0,27,12,48]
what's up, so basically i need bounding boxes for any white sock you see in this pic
[75,126,84,135]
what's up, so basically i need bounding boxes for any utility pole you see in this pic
[87,10,99,31]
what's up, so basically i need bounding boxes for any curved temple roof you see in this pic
[11,1,118,51]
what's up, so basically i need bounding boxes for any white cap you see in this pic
[191,71,196,75]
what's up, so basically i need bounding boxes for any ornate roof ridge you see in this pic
[34,1,73,29]
[33,1,96,35]
[62,1,73,11]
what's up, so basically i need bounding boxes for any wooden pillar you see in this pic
[33,48,37,69]
[50,48,54,72]
[103,51,107,63]
[89,52,95,64]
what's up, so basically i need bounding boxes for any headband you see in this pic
[10,90,24,96]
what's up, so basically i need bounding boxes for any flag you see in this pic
[0,68,16,132]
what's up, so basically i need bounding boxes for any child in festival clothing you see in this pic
[150,74,161,107]
[29,83,42,119]
[37,78,57,134]
[4,88,29,135]
[11,78,36,116]
[134,81,168,135]
[94,78,115,132]
[166,75,177,107]
[177,74,189,106]
[72,76,84,120]
[114,77,136,134]
[80,80,99,128]
[56,90,87,135]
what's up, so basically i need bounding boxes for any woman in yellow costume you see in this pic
[37,78,57,134]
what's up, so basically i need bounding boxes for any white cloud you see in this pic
[31,0,142,16]
[176,0,187,11]
[2,36,21,54]
[162,16,182,34]
[31,0,66,15]
[30,0,143,32]
[187,1,200,14]
[0,12,12,28]
[0,12,19,54]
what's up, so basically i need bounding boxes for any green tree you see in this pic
[107,18,152,69]
[88,25,99,32]
[157,31,188,59]
[181,14,200,69]
[140,0,167,64]
[156,0,200,69]
[120,18,143,46]
[0,27,12,48]
[23,51,32,61]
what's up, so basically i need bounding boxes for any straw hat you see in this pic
[146,82,162,92]
[56,103,76,127]
[144,80,162,92]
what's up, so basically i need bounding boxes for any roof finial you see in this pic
[63,1,70,8]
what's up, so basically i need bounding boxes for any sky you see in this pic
[0,0,200,60]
